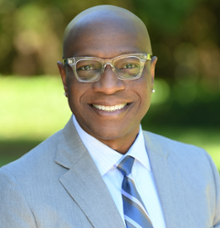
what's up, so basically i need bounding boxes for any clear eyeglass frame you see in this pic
[63,53,152,83]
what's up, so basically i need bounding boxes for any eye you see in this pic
[122,63,138,69]
[79,65,94,71]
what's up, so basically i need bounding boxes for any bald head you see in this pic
[58,6,157,148]
[63,5,152,58]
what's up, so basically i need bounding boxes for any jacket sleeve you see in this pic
[208,154,220,228]
[0,168,37,228]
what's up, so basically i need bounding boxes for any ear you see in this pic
[57,61,68,94]
[150,56,158,86]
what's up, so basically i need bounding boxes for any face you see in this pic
[58,19,157,153]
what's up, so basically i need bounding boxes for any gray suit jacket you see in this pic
[0,117,219,228]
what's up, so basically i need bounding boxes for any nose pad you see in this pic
[101,62,118,80]
[103,62,115,73]
[93,62,125,94]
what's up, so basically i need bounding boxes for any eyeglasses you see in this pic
[63,53,151,82]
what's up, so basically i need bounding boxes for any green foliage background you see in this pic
[0,0,219,168]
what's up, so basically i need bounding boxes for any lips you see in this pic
[92,103,127,112]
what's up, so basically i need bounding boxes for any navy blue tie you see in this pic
[117,156,153,228]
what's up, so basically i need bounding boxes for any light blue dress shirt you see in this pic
[73,115,166,228]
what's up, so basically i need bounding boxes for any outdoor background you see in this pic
[0,0,219,170]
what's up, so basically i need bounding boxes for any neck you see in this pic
[94,130,139,154]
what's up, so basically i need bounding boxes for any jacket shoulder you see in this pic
[142,130,207,155]
[0,130,63,174]
[142,130,218,172]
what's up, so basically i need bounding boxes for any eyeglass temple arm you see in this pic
[63,59,67,65]
[63,58,76,65]
[142,54,152,61]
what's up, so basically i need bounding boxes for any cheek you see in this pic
[66,77,89,112]
[136,72,152,95]
[136,74,152,111]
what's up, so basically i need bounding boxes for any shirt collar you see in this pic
[72,115,151,176]
[123,126,151,172]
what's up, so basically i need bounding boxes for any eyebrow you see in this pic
[64,51,151,59]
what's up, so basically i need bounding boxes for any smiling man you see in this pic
[0,5,220,228]
[58,6,156,154]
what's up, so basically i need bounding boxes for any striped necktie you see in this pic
[117,156,153,228]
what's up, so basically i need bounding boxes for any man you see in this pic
[0,5,219,228]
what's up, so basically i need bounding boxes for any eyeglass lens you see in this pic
[75,56,142,81]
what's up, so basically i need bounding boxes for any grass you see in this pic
[0,76,219,171]
[0,76,71,139]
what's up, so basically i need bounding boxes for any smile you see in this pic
[92,103,127,112]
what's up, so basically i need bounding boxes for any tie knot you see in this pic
[117,156,135,176]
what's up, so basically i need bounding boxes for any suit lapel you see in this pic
[55,118,192,228]
[143,131,191,228]
[55,117,124,228]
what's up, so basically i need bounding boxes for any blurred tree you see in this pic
[0,0,219,127]
[0,0,219,91]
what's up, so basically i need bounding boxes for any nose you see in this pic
[92,65,125,94]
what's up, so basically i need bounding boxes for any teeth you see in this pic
[93,104,127,112]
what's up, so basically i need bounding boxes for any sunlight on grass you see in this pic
[0,76,71,140]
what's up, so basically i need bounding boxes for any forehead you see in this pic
[63,14,151,58]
